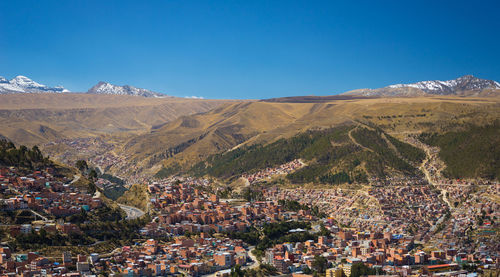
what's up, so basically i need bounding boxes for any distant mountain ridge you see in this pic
[0,75,169,97]
[343,75,500,97]
[87,81,168,98]
[2,74,499,98]
[0,75,69,94]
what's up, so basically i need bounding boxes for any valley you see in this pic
[0,81,499,276]
[2,1,499,275]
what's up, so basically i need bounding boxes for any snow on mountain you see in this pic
[0,75,70,94]
[87,81,168,98]
[386,75,500,95]
[344,75,500,97]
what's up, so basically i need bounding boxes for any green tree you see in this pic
[349,263,379,277]
[75,160,88,172]
[302,266,312,274]
[312,255,328,273]
[230,265,244,277]
[88,168,98,180]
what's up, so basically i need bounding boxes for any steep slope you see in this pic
[0,75,69,94]
[87,81,167,97]
[190,125,426,183]
[343,75,500,97]
[117,101,319,174]
[419,122,500,179]
[120,96,500,177]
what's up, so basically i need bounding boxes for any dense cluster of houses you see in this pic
[263,221,498,276]
[1,158,498,276]
[44,138,114,170]
[265,183,449,238]
[141,177,317,237]
[0,247,73,276]
[263,180,499,276]
[0,235,250,276]
[428,181,499,265]
[105,236,249,276]
[0,167,102,218]
[367,185,448,237]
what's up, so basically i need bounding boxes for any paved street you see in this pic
[118,204,145,220]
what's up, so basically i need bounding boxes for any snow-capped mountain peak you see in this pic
[343,75,500,97]
[387,75,500,95]
[10,75,46,90]
[87,81,168,98]
[0,75,70,94]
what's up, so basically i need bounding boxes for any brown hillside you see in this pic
[0,93,231,146]
[119,96,500,176]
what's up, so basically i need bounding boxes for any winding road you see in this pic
[118,204,145,220]
[69,174,81,185]
[243,246,260,270]
[202,246,260,277]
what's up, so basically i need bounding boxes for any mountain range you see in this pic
[87,81,168,98]
[0,74,499,180]
[343,75,500,97]
[0,75,168,97]
[1,74,499,98]
[0,75,69,94]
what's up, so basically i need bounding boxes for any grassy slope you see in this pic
[420,122,500,180]
[190,125,425,184]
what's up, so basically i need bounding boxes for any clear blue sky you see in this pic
[1,0,499,99]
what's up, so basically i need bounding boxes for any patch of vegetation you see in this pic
[278,199,326,218]
[349,263,385,277]
[419,122,500,180]
[350,128,418,176]
[102,185,128,200]
[241,187,264,202]
[230,264,279,277]
[10,215,150,252]
[190,128,338,178]
[70,174,97,195]
[73,160,99,194]
[192,125,423,183]
[319,171,352,185]
[0,210,43,225]
[192,126,356,182]
[77,163,126,200]
[117,183,149,211]
[0,139,51,170]
[228,221,330,261]
[100,173,125,186]
[66,205,124,224]
[11,230,94,250]
[8,204,130,250]
[385,133,426,164]
[34,239,123,257]
[96,173,127,200]
[79,214,150,242]
[154,163,182,178]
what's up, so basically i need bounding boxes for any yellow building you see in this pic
[340,263,352,277]
[326,267,343,277]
